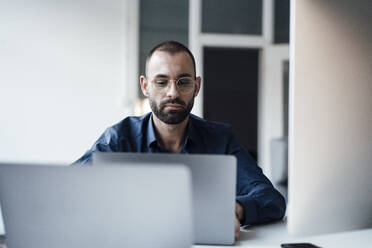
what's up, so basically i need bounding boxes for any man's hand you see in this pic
[235,201,244,240]
[235,215,240,240]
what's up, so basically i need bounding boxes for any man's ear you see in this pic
[140,75,149,97]
[194,76,202,97]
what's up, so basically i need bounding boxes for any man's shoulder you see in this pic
[190,114,233,134]
[104,112,151,140]
[112,112,150,129]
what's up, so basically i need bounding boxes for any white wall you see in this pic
[288,0,372,236]
[0,0,139,234]
[0,0,138,164]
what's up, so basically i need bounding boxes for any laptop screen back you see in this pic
[0,163,192,248]
[93,152,237,245]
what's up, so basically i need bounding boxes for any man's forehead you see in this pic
[147,51,194,77]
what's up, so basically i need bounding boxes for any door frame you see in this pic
[259,45,290,179]
[189,0,274,117]
[188,0,289,176]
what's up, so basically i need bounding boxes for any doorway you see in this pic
[203,47,259,160]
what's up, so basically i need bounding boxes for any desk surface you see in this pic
[0,222,371,248]
[194,221,372,248]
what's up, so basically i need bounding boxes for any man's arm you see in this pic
[227,131,286,226]
[73,127,118,165]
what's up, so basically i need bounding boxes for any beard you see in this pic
[149,95,194,125]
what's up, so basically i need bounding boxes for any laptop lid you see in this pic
[0,163,193,248]
[93,152,237,245]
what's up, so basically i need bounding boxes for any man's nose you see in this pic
[166,81,180,98]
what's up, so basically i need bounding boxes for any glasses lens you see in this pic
[177,77,194,93]
[153,78,168,89]
[151,77,195,93]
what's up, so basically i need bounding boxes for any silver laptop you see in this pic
[93,152,237,245]
[0,163,193,248]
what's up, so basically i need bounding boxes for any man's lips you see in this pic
[163,104,183,110]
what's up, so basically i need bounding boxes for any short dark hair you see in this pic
[145,40,196,77]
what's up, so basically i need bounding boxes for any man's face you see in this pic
[141,51,201,125]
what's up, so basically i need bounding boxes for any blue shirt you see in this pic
[75,112,286,225]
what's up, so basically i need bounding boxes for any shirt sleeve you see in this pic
[227,130,286,225]
[72,127,117,165]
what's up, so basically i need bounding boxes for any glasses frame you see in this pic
[149,76,196,94]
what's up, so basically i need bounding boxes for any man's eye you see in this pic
[155,80,168,86]
[178,78,192,86]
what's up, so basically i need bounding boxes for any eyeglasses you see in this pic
[150,77,195,94]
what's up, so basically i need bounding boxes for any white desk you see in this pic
[0,222,370,248]
[193,221,372,248]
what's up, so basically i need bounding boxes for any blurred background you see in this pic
[0,0,291,234]
[2,0,372,238]
[0,0,290,183]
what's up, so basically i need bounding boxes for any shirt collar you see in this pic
[146,113,200,151]
[146,113,158,148]
[184,115,198,145]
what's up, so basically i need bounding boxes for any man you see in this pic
[75,41,286,239]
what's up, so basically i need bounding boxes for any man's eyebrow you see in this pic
[153,73,193,78]
[178,73,192,78]
[153,74,168,78]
